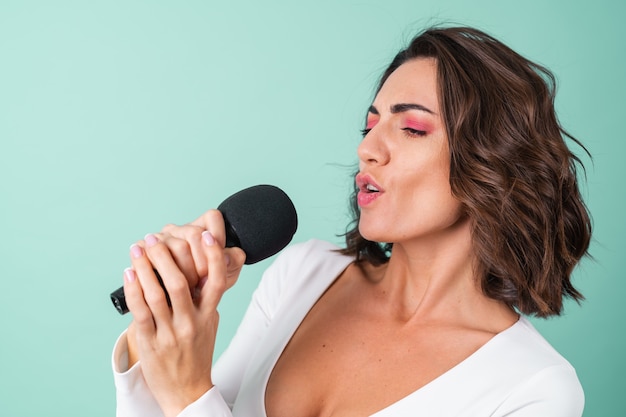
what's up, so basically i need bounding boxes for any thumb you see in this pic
[224,247,246,290]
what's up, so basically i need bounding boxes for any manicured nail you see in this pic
[145,233,158,247]
[202,230,215,246]
[130,244,143,259]
[124,267,136,283]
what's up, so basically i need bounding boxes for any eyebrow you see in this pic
[368,103,437,116]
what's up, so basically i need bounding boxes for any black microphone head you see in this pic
[217,185,298,264]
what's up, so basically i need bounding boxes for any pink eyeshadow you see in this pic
[366,119,378,130]
[404,119,431,132]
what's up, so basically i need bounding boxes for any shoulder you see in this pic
[493,363,584,416]
[277,238,347,260]
[499,318,578,371]
[264,239,352,279]
[252,239,353,318]
[423,317,584,415]
[487,318,585,416]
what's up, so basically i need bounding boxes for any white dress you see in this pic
[113,239,584,416]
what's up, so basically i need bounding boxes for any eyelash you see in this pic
[360,127,427,138]
[402,127,427,137]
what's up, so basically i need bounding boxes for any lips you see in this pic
[356,173,384,207]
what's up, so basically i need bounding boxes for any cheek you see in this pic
[398,149,450,192]
[399,154,456,213]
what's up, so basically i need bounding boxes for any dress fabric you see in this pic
[112,239,584,416]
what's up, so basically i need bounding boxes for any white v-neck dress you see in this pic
[113,239,584,416]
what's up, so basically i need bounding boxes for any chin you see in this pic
[358,224,392,244]
[357,225,375,242]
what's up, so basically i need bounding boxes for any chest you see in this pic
[264,292,490,417]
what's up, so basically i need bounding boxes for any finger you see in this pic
[190,209,226,246]
[223,246,246,290]
[143,234,196,318]
[158,232,201,289]
[198,231,228,315]
[130,241,176,327]
[161,224,208,281]
[123,266,155,337]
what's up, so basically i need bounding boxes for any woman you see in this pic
[113,26,591,416]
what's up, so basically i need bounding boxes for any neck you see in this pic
[362,216,515,328]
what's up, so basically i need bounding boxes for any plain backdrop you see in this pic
[1,0,624,415]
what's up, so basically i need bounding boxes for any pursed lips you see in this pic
[356,174,384,207]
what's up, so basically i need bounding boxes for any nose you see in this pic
[357,127,390,166]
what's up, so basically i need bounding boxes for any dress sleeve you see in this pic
[111,244,290,416]
[493,364,585,417]
[111,331,244,417]
[112,331,164,417]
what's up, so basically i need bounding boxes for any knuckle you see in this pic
[156,333,178,351]
[133,311,154,327]
[164,222,204,240]
[147,240,169,258]
[167,237,189,254]
[205,209,221,218]
[187,225,205,240]
[166,280,189,297]
[199,210,223,229]
[207,210,225,225]
[161,223,178,233]
[177,321,197,339]
[144,288,168,307]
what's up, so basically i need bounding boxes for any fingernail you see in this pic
[124,267,136,283]
[130,244,143,259]
[202,231,215,246]
[225,254,231,266]
[145,233,158,247]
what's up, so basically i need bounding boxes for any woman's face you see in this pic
[357,58,466,245]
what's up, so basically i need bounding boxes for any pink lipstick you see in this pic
[356,174,384,207]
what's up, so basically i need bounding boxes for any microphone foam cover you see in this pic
[217,185,298,264]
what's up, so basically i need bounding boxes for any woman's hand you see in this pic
[123,210,245,417]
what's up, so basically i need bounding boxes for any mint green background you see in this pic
[1,0,624,415]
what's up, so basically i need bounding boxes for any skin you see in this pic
[125,58,518,417]
[265,58,519,416]
[124,210,246,417]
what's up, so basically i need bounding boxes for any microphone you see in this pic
[110,184,298,315]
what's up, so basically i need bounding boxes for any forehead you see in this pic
[373,58,440,112]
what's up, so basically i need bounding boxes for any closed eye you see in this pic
[402,127,427,137]
[361,127,427,138]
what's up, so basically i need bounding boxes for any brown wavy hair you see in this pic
[342,26,592,317]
